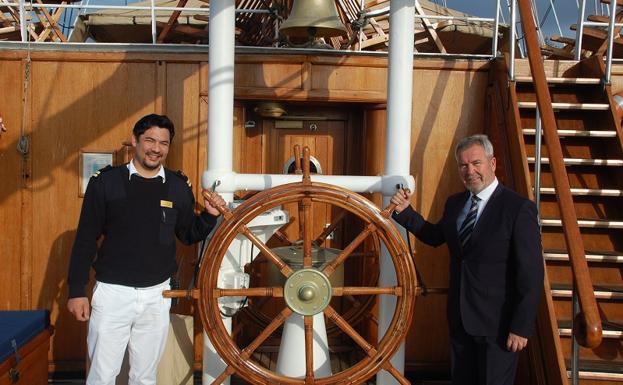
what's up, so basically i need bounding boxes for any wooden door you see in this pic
[267,119,346,247]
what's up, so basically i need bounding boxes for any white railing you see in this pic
[506,0,620,83]
[7,0,620,77]
[0,0,505,59]
[0,1,269,44]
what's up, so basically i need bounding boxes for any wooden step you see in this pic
[587,14,612,24]
[544,250,623,263]
[565,359,623,381]
[551,283,623,300]
[515,76,601,85]
[567,370,623,381]
[550,35,576,46]
[522,128,617,137]
[540,218,623,228]
[559,320,623,339]
[538,187,623,196]
[518,101,610,110]
[569,24,623,57]
[527,157,623,166]
[600,0,623,7]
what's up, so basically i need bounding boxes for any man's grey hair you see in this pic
[454,134,494,161]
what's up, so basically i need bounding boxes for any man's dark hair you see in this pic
[133,114,175,142]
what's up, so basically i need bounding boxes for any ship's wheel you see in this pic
[192,147,416,385]
[238,194,383,337]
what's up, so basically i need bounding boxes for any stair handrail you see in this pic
[515,0,603,348]
[574,0,587,61]
[604,0,617,84]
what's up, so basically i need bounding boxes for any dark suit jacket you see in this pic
[393,183,544,338]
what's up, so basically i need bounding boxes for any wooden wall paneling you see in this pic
[236,103,265,177]
[302,61,312,92]
[18,56,34,313]
[610,63,623,92]
[198,62,209,181]
[28,60,159,371]
[233,57,389,103]
[408,67,486,367]
[311,64,386,97]
[165,61,202,316]
[343,107,364,177]
[512,59,576,79]
[361,105,385,344]
[156,60,167,114]
[233,102,242,174]
[0,59,26,311]
[234,102,247,173]
[165,62,200,178]
[362,106,386,184]
[236,61,303,89]
[194,61,209,370]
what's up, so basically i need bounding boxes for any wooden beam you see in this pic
[415,0,446,54]
[155,21,209,39]
[156,0,188,44]
[33,0,67,42]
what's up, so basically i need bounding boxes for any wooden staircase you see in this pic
[490,55,623,384]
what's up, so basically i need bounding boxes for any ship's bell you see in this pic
[279,0,348,39]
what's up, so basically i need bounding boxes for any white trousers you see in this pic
[86,280,171,385]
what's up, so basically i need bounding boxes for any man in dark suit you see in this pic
[391,134,543,385]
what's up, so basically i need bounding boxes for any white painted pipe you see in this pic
[208,0,235,178]
[203,1,416,384]
[378,1,415,385]
[202,325,229,385]
[202,171,414,196]
[383,0,414,179]
[275,314,332,378]
[204,1,235,384]
[19,0,27,42]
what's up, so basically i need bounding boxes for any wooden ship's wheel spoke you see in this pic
[324,305,410,385]
[322,222,375,278]
[304,315,314,383]
[272,228,293,246]
[238,225,294,278]
[213,287,284,298]
[314,209,346,246]
[302,196,313,268]
[243,307,293,355]
[331,286,403,296]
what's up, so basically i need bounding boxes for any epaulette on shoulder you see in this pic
[91,165,113,179]
[174,170,192,188]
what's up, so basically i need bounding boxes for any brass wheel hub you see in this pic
[284,268,332,316]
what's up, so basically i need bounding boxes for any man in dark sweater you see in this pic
[67,114,225,385]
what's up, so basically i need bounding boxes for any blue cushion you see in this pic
[0,310,50,362]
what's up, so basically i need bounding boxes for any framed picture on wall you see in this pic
[79,150,115,196]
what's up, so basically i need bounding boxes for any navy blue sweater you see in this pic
[67,165,217,298]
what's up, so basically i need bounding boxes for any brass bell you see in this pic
[279,0,348,39]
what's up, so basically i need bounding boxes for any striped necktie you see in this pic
[458,195,480,248]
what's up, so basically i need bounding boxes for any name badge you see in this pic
[160,200,173,208]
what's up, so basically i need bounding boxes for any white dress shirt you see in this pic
[456,178,499,231]
[127,159,166,183]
